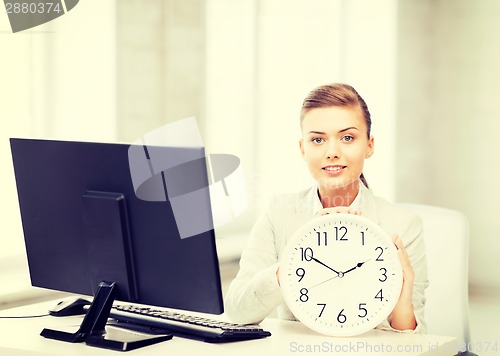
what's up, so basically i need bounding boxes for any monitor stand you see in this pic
[40,191,172,351]
[41,281,172,351]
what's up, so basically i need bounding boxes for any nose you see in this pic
[325,140,340,159]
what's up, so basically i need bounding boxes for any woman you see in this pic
[224,83,428,333]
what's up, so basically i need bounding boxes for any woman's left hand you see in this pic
[389,234,417,330]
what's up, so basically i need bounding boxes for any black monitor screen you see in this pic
[10,138,223,316]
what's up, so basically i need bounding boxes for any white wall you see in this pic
[396,0,500,294]
[204,0,398,231]
[1,26,33,257]
[0,1,117,257]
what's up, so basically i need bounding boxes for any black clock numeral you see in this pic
[296,267,305,282]
[299,288,309,302]
[358,303,368,318]
[317,303,326,317]
[300,247,313,261]
[375,289,384,301]
[360,231,365,246]
[316,231,328,246]
[375,246,384,261]
[337,309,347,323]
[334,226,348,241]
[379,267,388,282]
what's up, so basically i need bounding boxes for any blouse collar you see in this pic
[311,180,366,216]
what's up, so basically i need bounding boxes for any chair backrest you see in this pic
[397,203,471,344]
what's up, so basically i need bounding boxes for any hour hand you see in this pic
[342,259,370,275]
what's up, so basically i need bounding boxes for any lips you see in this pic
[322,165,346,174]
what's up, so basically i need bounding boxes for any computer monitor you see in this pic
[9,137,224,350]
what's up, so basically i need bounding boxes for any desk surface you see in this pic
[0,300,458,356]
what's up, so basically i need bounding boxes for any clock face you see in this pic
[279,213,403,336]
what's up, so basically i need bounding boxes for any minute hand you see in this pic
[309,256,341,276]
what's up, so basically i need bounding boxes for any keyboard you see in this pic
[108,304,271,343]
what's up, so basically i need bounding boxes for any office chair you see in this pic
[398,203,476,356]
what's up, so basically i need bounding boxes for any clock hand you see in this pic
[308,275,339,290]
[342,259,371,275]
[309,256,341,276]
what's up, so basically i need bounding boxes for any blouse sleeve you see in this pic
[224,208,284,324]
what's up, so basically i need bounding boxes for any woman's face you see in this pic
[299,106,374,192]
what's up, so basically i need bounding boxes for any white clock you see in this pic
[279,213,403,336]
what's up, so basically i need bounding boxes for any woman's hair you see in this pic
[300,83,371,188]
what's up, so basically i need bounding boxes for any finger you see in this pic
[392,234,405,250]
[395,236,410,261]
[391,234,414,275]
[316,207,362,216]
[393,235,410,259]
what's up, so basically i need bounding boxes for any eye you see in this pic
[311,137,325,144]
[341,135,354,143]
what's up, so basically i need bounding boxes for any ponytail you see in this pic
[360,173,369,188]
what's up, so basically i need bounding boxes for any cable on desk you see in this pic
[0,313,50,319]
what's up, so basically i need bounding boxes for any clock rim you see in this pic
[279,213,403,337]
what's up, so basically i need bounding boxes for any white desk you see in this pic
[0,300,459,355]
